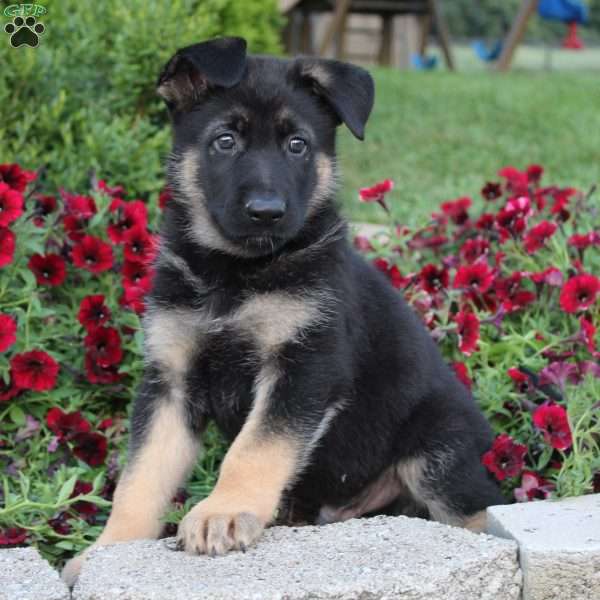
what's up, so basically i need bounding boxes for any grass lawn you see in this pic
[336,67,600,224]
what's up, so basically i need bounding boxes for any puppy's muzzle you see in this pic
[245,193,286,225]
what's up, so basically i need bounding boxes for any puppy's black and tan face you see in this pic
[158,38,374,257]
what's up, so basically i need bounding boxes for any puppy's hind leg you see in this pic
[62,367,203,586]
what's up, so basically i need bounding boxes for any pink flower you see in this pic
[514,471,553,502]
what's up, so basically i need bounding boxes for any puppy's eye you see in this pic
[288,137,307,155]
[214,134,236,152]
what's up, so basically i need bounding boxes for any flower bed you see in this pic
[0,163,598,564]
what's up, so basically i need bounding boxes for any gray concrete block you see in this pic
[487,494,600,600]
[0,547,70,600]
[74,515,520,600]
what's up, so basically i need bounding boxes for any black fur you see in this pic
[134,38,504,530]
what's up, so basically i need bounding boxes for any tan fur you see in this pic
[308,153,337,216]
[463,510,487,532]
[177,363,300,554]
[299,62,331,88]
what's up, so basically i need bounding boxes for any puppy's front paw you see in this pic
[176,498,264,556]
[61,552,87,588]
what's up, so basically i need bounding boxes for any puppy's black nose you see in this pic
[245,194,286,224]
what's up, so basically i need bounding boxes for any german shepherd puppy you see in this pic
[63,37,504,583]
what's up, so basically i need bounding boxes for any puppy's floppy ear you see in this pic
[157,37,247,111]
[292,58,374,140]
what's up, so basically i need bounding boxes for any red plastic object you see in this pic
[562,22,585,49]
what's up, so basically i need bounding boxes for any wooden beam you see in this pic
[497,0,539,71]
[429,0,455,71]
[319,0,352,57]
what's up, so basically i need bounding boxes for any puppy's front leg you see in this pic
[177,362,322,555]
[62,368,202,585]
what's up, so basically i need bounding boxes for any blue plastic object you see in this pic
[471,39,504,62]
[538,0,589,24]
[410,53,438,70]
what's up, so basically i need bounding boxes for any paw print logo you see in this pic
[4,16,45,48]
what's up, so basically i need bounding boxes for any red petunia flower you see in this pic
[418,264,448,294]
[0,371,19,402]
[48,513,71,536]
[78,295,111,331]
[84,326,123,367]
[482,433,527,481]
[32,194,57,226]
[579,317,598,356]
[97,179,126,197]
[494,272,536,312]
[70,480,99,520]
[514,471,553,502]
[451,361,472,390]
[559,273,600,313]
[526,164,544,184]
[532,403,572,451]
[63,193,97,220]
[72,432,108,467]
[0,526,28,546]
[440,197,472,225]
[530,267,564,287]
[359,179,394,206]
[550,188,577,222]
[523,221,557,253]
[122,225,157,265]
[0,182,24,227]
[0,313,17,352]
[373,257,411,289]
[28,253,67,286]
[46,407,91,441]
[476,213,495,231]
[0,163,36,192]
[11,350,59,391]
[122,260,153,290]
[0,227,15,268]
[453,262,494,294]
[455,310,480,356]
[62,215,87,242]
[459,238,489,264]
[84,353,122,384]
[507,367,533,393]
[71,235,114,274]
[481,182,502,201]
[498,166,529,196]
[568,231,600,251]
[107,199,148,244]
[159,187,172,209]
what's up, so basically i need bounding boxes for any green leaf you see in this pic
[56,474,78,505]
[9,404,26,427]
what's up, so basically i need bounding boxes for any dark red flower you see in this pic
[453,262,494,294]
[494,272,536,312]
[514,471,553,502]
[84,353,122,384]
[70,480,99,520]
[523,221,557,253]
[46,408,91,441]
[498,166,529,196]
[98,417,114,431]
[507,367,533,393]
[84,326,123,367]
[0,313,17,352]
[0,527,27,546]
[48,513,71,536]
[559,273,600,313]
[11,350,59,391]
[62,215,86,242]
[568,231,600,251]
[72,432,108,467]
[496,196,532,241]
[526,164,544,184]
[78,295,111,331]
[451,361,472,390]
[122,260,153,289]
[97,179,126,197]
[373,258,411,289]
[408,233,448,250]
[107,199,148,244]
[482,433,527,481]
[0,371,19,402]
[459,238,489,264]
[550,188,577,222]
[455,310,479,356]
[71,235,114,274]
[159,187,172,209]
[63,193,97,220]
[532,403,572,451]
[32,194,57,226]
[418,264,448,294]
[580,317,598,356]
[475,213,495,231]
[28,253,67,286]
[122,225,157,265]
[0,227,15,268]
[0,163,36,192]
[0,182,24,227]
[481,182,502,201]
[359,179,394,204]
[440,196,472,225]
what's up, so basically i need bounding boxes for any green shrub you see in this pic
[0,0,283,195]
